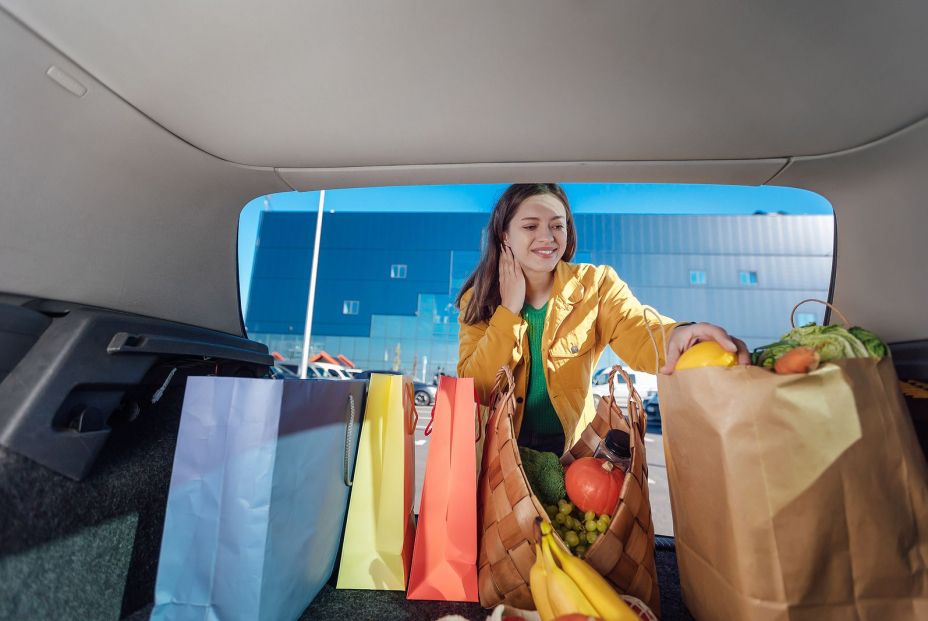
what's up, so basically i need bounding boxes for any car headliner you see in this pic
[0,1,926,342]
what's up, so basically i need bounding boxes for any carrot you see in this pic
[774,346,820,374]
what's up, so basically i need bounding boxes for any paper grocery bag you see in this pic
[659,357,928,621]
[336,373,417,590]
[407,376,480,601]
[151,377,365,621]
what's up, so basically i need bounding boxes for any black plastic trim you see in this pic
[0,305,272,480]
[107,332,272,366]
[890,339,928,379]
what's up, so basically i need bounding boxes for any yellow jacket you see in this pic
[457,261,678,451]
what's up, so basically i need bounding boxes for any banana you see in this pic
[529,541,556,621]
[541,532,601,618]
[541,521,638,621]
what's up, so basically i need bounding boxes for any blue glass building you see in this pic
[245,209,833,379]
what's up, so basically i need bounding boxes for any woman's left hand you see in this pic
[660,322,751,374]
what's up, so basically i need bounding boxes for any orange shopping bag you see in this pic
[406,376,480,601]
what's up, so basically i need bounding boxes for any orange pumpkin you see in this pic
[564,457,625,516]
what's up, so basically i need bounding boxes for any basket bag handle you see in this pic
[606,364,646,443]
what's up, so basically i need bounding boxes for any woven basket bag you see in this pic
[476,365,661,616]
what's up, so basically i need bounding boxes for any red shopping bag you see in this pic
[406,376,480,601]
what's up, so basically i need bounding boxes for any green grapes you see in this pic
[547,501,614,557]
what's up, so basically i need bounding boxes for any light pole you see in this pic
[299,191,325,379]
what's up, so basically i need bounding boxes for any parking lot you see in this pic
[412,404,674,536]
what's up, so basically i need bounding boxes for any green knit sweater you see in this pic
[521,302,563,435]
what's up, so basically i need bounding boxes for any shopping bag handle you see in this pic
[343,394,356,487]
[424,375,444,437]
[405,382,419,434]
[791,298,851,328]
[474,388,484,443]
[422,381,484,442]
[424,402,436,436]
[642,306,668,377]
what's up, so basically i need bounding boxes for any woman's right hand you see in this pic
[499,244,526,314]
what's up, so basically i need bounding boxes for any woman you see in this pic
[456,183,749,453]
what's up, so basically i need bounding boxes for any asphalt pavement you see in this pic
[412,404,675,536]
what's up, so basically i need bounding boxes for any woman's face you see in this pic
[502,193,568,276]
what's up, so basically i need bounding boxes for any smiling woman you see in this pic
[455,184,750,455]
[457,185,577,325]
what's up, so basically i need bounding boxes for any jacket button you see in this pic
[570,345,579,353]
[516,396,524,404]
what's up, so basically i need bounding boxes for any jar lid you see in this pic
[604,429,631,456]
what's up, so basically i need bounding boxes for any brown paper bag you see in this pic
[655,313,928,620]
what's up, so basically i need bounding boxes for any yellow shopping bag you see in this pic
[336,373,418,590]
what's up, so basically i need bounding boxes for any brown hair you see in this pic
[455,183,577,325]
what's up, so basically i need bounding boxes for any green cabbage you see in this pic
[752,322,888,367]
[848,326,889,358]
[784,324,869,361]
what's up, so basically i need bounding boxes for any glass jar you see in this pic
[593,429,631,472]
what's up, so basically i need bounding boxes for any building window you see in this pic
[689,270,707,286]
[342,300,359,315]
[390,264,407,279]
[739,271,758,286]
[795,312,817,327]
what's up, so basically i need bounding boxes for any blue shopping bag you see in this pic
[151,377,365,621]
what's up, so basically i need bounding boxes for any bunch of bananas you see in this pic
[529,519,638,621]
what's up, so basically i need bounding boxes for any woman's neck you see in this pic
[523,269,555,309]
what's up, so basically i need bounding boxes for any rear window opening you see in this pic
[237,182,834,534]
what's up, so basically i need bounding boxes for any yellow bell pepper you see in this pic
[675,341,737,370]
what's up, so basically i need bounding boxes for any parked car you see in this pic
[276,361,357,380]
[268,363,299,380]
[306,361,352,379]
[411,381,438,406]
[643,392,661,433]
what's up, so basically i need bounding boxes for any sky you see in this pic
[238,183,833,313]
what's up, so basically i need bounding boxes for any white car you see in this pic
[591,367,659,410]
[306,361,353,380]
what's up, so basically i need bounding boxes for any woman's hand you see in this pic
[499,244,526,314]
[661,322,751,374]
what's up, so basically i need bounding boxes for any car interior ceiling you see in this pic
[0,2,927,619]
